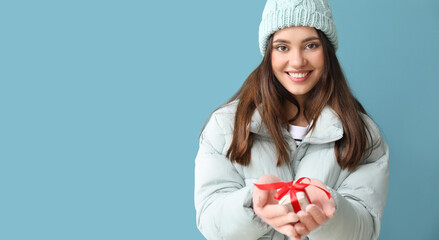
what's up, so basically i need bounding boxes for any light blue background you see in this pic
[1,0,438,239]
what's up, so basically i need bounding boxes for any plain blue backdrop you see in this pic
[1,0,438,239]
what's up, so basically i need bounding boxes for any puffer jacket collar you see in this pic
[249,106,344,144]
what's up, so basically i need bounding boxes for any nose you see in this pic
[288,49,307,69]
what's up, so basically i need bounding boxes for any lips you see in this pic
[286,71,312,83]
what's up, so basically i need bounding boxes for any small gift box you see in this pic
[278,190,309,212]
[254,177,331,213]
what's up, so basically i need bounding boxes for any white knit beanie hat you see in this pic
[259,0,338,55]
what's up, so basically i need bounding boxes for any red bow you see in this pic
[254,177,331,213]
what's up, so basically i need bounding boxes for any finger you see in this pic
[293,222,310,237]
[254,175,282,208]
[260,204,290,218]
[307,179,336,218]
[276,224,300,239]
[306,204,327,225]
[298,210,318,232]
[253,188,270,208]
[321,198,336,218]
[267,212,299,227]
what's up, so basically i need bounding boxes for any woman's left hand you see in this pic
[293,178,336,237]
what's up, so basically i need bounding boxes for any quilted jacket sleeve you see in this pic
[308,117,390,240]
[194,113,270,240]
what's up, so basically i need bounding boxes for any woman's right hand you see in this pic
[253,175,301,240]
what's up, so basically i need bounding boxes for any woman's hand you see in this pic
[293,178,336,237]
[253,175,301,240]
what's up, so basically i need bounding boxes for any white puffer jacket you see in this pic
[194,101,389,240]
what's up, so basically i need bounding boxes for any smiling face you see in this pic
[271,26,325,105]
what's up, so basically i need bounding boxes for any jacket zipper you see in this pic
[286,133,343,178]
[285,135,297,178]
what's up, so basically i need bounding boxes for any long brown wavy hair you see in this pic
[208,29,372,171]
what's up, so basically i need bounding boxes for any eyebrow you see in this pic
[273,36,320,44]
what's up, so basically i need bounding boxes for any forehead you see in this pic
[273,26,319,41]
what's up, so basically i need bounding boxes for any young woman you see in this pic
[194,1,389,239]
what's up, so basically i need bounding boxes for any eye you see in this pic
[275,45,288,52]
[305,43,320,50]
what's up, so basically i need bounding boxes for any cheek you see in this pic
[271,54,286,73]
[271,63,284,80]
[313,53,325,71]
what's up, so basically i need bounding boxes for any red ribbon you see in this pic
[254,177,331,213]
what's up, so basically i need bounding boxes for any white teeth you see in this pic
[288,72,309,78]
